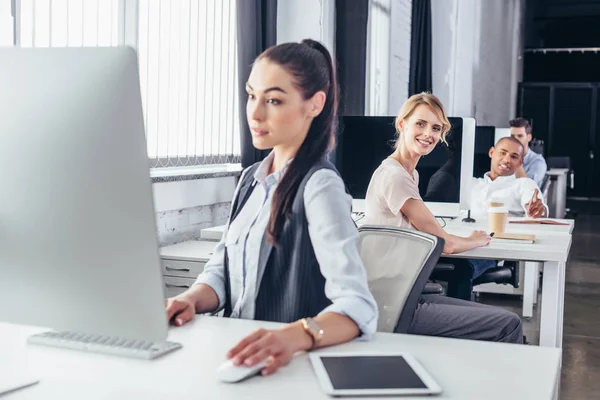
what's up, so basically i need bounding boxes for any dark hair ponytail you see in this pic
[256,39,339,245]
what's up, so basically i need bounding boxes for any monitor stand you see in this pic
[462,210,476,223]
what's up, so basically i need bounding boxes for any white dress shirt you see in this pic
[194,152,378,340]
[470,173,548,217]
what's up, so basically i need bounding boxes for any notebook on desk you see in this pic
[492,233,536,244]
[510,219,569,226]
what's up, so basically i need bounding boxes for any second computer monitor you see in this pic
[474,126,496,178]
[336,116,475,216]
[495,127,511,144]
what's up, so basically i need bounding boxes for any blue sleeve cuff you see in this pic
[318,297,378,341]
[194,273,226,310]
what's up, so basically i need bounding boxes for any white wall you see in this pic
[388,0,412,115]
[0,0,13,45]
[366,0,412,116]
[431,0,455,113]
[365,0,392,116]
[277,0,335,55]
[432,0,524,125]
[278,0,411,117]
[152,176,236,246]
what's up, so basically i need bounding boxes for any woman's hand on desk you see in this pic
[166,284,220,326]
[469,230,491,247]
[165,296,196,326]
[226,323,312,376]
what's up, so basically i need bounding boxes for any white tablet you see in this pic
[309,352,442,397]
[0,372,39,396]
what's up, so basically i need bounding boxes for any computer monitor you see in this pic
[336,116,475,217]
[473,126,496,178]
[0,47,169,344]
[495,127,511,144]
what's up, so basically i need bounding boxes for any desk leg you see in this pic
[557,261,566,347]
[522,262,536,318]
[556,174,567,219]
[539,261,566,348]
[533,262,540,305]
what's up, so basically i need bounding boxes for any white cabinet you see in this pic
[159,240,218,299]
[163,276,197,298]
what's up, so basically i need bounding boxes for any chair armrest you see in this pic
[434,263,455,272]
[422,282,444,295]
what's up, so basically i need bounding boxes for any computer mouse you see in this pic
[216,359,269,383]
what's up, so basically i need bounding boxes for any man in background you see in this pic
[470,136,548,218]
[509,117,547,187]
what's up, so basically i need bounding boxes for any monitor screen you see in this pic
[473,126,495,179]
[336,116,463,204]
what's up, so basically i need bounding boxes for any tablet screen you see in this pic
[320,356,427,390]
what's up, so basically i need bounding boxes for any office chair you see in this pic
[547,156,575,190]
[472,261,519,288]
[530,139,545,157]
[546,156,576,218]
[429,259,518,300]
[357,225,444,334]
[423,263,455,295]
[547,156,571,172]
[540,174,551,203]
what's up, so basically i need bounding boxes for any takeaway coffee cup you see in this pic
[488,202,508,235]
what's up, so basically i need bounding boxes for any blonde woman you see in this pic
[363,93,522,343]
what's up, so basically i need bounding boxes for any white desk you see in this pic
[201,225,226,241]
[445,215,575,234]
[200,219,573,349]
[0,317,561,399]
[442,217,572,348]
[447,217,575,318]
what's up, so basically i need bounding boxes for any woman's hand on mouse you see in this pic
[226,323,312,376]
[165,295,196,326]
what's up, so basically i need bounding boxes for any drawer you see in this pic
[163,276,196,299]
[160,258,205,279]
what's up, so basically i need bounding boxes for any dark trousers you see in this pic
[440,257,498,301]
[408,294,524,343]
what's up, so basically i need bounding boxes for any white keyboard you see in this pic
[27,331,182,360]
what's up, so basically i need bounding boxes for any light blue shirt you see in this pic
[195,152,378,340]
[523,149,547,187]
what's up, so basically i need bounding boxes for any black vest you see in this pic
[223,159,340,323]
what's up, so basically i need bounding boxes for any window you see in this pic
[0,1,14,45]
[138,0,240,167]
[16,0,119,47]
[365,0,391,116]
[365,0,411,116]
[11,0,240,167]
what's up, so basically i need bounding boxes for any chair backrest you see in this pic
[546,156,574,188]
[357,225,444,334]
[530,139,545,157]
[547,156,571,169]
[541,174,552,203]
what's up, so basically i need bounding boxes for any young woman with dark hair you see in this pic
[165,39,377,376]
